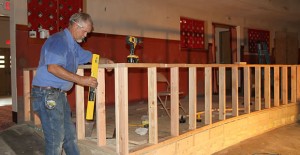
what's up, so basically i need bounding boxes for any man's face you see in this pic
[73,21,92,43]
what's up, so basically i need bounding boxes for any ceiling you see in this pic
[1,0,300,27]
[168,0,300,26]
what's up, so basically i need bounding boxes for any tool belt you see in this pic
[32,85,66,93]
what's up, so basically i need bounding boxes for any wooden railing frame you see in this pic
[23,64,300,155]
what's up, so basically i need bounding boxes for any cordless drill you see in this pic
[126,36,142,63]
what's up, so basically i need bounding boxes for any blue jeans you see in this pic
[31,87,80,155]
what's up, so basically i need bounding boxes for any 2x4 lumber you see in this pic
[205,67,212,125]
[297,66,300,102]
[243,67,251,114]
[264,66,271,109]
[115,67,129,154]
[291,66,297,103]
[75,68,85,140]
[147,67,158,144]
[219,67,226,120]
[232,67,239,116]
[23,70,30,122]
[274,66,280,106]
[97,68,107,146]
[281,67,288,104]
[189,67,197,129]
[170,67,180,136]
[255,67,261,111]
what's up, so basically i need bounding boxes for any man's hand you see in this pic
[48,64,98,88]
[78,76,98,88]
[100,57,114,72]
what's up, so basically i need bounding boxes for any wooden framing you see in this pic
[23,70,30,122]
[205,67,212,125]
[232,67,239,116]
[281,66,288,104]
[219,67,226,120]
[147,67,158,144]
[115,67,129,154]
[22,64,299,155]
[243,66,251,114]
[297,66,300,102]
[76,68,85,140]
[291,66,297,103]
[264,66,271,109]
[274,66,280,106]
[170,67,180,136]
[189,67,197,129]
[97,68,107,146]
[255,66,261,111]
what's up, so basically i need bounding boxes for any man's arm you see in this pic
[48,64,98,88]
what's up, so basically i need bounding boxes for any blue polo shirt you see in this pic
[32,28,92,91]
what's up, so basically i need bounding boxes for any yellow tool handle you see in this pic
[86,54,100,120]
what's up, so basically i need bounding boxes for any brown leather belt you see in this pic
[32,85,66,93]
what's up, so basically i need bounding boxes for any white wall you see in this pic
[11,0,299,42]
[87,0,299,42]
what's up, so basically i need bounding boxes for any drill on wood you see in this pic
[126,36,142,63]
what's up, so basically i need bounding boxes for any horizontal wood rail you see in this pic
[23,63,300,155]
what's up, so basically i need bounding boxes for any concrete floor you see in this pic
[1,96,300,154]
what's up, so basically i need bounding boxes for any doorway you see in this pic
[0,16,11,106]
[212,23,237,93]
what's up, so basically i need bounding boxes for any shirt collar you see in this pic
[63,28,77,50]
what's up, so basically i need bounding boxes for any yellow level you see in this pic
[86,54,100,120]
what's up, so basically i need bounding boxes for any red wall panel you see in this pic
[28,0,83,34]
[16,27,208,110]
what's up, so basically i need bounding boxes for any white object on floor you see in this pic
[135,127,148,136]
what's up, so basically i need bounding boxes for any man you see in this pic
[31,12,112,155]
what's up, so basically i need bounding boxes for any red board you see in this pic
[248,29,270,53]
[180,17,205,49]
[28,0,82,35]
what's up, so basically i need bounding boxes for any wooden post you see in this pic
[170,67,179,136]
[205,67,212,125]
[189,67,197,130]
[255,67,261,111]
[97,68,107,146]
[274,66,280,106]
[291,66,297,103]
[76,68,85,140]
[297,66,300,102]
[244,67,251,114]
[115,67,129,155]
[232,67,238,116]
[23,70,30,122]
[148,67,158,144]
[264,66,271,109]
[281,66,288,104]
[219,67,226,120]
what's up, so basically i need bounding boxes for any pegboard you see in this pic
[28,0,82,35]
[248,29,270,53]
[180,17,205,49]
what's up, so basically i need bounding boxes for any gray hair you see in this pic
[69,12,93,26]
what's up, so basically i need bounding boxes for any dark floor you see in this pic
[0,105,15,131]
